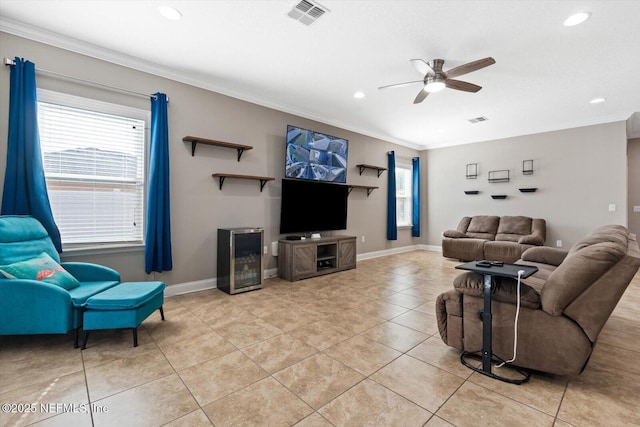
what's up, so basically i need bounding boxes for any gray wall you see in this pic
[628,138,640,238]
[422,122,629,249]
[0,32,421,287]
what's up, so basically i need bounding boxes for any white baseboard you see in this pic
[165,267,279,296]
[264,268,278,279]
[165,277,216,296]
[166,246,443,296]
[356,244,440,261]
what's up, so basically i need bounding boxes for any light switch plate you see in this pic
[608,204,616,212]
[634,206,640,213]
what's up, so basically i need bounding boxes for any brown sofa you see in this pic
[442,215,546,262]
[436,224,640,376]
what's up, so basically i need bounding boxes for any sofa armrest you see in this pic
[0,278,74,334]
[453,272,541,309]
[518,219,546,246]
[61,262,121,282]
[518,234,544,245]
[520,247,568,266]
[443,229,468,238]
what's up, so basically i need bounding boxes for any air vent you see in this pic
[468,116,489,124]
[287,0,329,26]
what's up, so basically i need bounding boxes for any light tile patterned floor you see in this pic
[1,250,639,426]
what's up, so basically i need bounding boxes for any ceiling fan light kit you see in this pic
[379,57,496,104]
[424,78,446,93]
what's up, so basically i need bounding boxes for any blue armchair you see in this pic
[0,215,121,347]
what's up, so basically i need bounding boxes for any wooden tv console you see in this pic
[278,235,356,281]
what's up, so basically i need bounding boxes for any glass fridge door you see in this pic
[233,232,262,290]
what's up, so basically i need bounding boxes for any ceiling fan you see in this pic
[378,57,496,104]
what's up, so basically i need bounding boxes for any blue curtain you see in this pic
[145,93,173,274]
[387,151,397,240]
[411,157,420,237]
[1,57,62,252]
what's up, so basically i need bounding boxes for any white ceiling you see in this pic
[1,1,639,149]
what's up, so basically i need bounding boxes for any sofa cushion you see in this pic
[467,216,500,235]
[69,281,121,306]
[85,281,166,310]
[0,252,80,290]
[497,216,532,235]
[456,217,472,233]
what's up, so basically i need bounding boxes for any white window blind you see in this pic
[37,97,146,246]
[395,164,413,227]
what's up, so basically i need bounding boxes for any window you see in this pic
[37,90,148,246]
[395,163,413,227]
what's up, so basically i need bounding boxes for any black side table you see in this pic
[455,261,538,384]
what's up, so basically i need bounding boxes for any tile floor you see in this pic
[1,250,639,427]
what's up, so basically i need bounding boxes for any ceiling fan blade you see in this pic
[413,88,429,104]
[445,79,482,92]
[410,59,435,76]
[378,80,424,90]
[445,57,495,79]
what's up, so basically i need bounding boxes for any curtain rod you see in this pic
[3,57,167,102]
[387,151,419,161]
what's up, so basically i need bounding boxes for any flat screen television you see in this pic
[279,178,348,234]
[285,125,348,183]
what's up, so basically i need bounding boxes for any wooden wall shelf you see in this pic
[183,136,253,160]
[347,184,379,197]
[212,173,274,192]
[356,164,387,178]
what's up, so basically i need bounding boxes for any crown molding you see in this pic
[627,112,640,139]
[1,17,422,151]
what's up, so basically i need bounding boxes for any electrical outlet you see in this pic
[263,245,268,255]
[609,204,616,212]
[361,236,365,243]
[556,240,563,247]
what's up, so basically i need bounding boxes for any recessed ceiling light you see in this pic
[158,6,182,21]
[590,97,606,104]
[564,12,591,27]
[353,91,365,99]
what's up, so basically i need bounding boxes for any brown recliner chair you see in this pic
[436,224,640,376]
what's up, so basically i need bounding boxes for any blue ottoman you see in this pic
[81,281,166,349]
